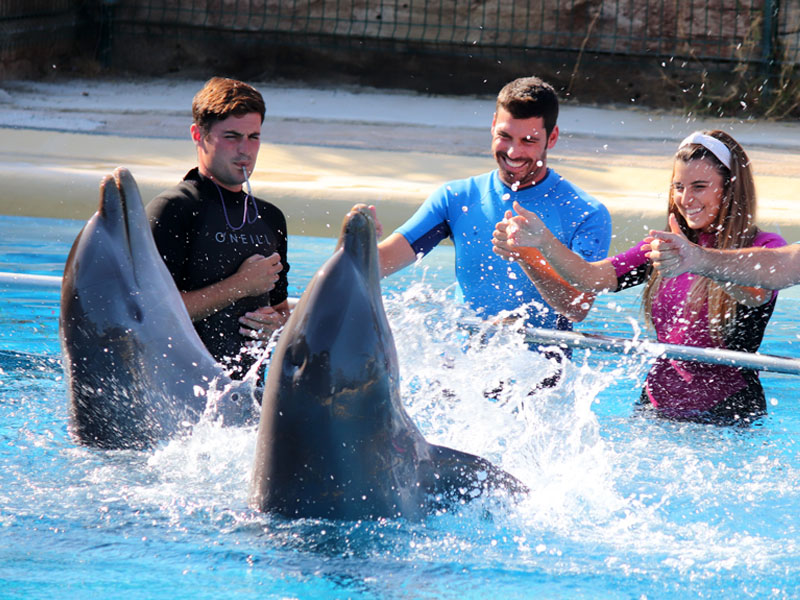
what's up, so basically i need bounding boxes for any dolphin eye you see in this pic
[287,338,308,368]
[126,298,143,322]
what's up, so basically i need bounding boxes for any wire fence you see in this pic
[106,0,800,67]
[0,1,79,59]
[1,1,798,114]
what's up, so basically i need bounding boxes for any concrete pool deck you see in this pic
[1,78,799,248]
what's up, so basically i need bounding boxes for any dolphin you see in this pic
[249,206,527,520]
[60,168,256,450]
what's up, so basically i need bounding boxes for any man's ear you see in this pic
[190,123,203,144]
[490,112,497,135]
[547,125,559,149]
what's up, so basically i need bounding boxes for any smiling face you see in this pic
[491,107,558,190]
[192,112,262,192]
[671,157,727,233]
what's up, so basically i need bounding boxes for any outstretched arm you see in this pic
[377,233,417,278]
[501,242,596,322]
[493,201,617,296]
[645,214,780,305]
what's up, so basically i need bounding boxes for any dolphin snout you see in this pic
[345,206,373,232]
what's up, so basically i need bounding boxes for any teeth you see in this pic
[504,157,525,168]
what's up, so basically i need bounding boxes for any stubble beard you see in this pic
[496,149,547,190]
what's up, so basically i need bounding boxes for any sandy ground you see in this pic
[1,78,799,249]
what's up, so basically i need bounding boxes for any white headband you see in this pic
[678,132,732,170]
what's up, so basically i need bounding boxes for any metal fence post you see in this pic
[760,0,781,98]
[99,0,120,67]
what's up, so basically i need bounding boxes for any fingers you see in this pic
[257,255,283,290]
[512,201,533,219]
[646,230,684,247]
[241,252,281,271]
[644,235,663,254]
[265,253,283,273]
[239,307,283,339]
[644,235,688,278]
[258,253,284,274]
[645,237,673,261]
[668,213,682,235]
[350,203,384,237]
[495,204,546,257]
[235,252,285,296]
[492,241,519,261]
[367,205,383,237]
[647,216,686,243]
[492,223,515,257]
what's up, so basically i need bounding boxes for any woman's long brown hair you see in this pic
[643,130,759,341]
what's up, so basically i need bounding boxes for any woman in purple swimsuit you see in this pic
[492,130,786,425]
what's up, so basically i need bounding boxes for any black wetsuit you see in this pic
[146,168,289,377]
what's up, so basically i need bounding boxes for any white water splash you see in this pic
[383,283,620,515]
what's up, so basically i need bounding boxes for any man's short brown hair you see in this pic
[192,77,266,133]
[496,77,559,137]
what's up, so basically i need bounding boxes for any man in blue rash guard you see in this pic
[368,76,612,388]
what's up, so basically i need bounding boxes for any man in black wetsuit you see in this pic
[146,77,290,379]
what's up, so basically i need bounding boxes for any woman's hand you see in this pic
[644,214,701,278]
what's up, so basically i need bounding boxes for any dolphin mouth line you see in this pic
[100,171,142,287]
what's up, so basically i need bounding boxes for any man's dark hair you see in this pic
[496,77,559,137]
[192,77,266,133]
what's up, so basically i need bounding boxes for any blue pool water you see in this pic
[2,214,800,599]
